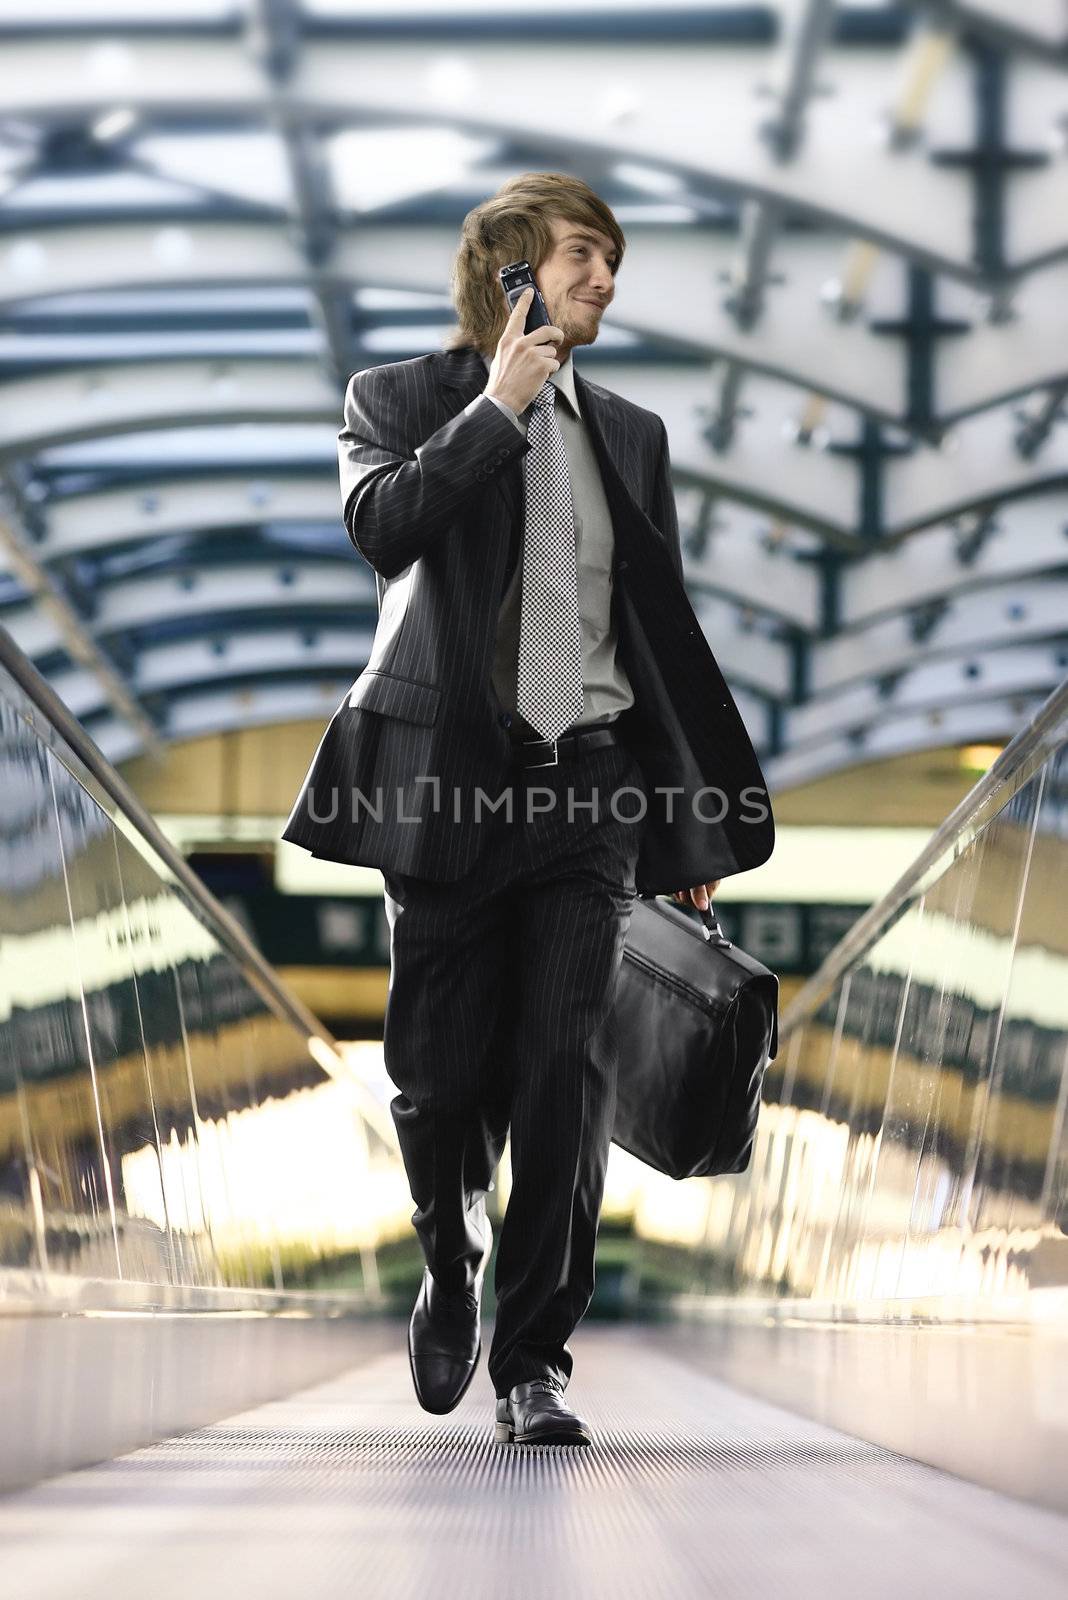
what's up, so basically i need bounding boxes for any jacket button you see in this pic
[498,711,512,728]
[618,559,629,573]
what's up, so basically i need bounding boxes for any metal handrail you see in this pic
[778,675,1068,1033]
[0,623,340,1061]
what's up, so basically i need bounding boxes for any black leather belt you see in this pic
[510,723,622,769]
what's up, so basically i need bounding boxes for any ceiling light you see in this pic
[612,162,683,197]
[92,107,137,143]
[152,226,193,266]
[330,127,493,213]
[960,744,1002,772]
[87,41,133,87]
[424,53,478,108]
[611,204,699,224]
[7,239,46,277]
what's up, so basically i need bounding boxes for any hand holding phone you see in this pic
[484,262,565,416]
[499,259,552,334]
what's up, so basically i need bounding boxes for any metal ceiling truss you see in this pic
[7,557,1061,736]
[47,622,378,719]
[766,690,1051,789]
[784,641,1068,747]
[74,677,1051,788]
[0,31,1064,280]
[0,0,1064,784]
[36,473,1066,636]
[7,224,1068,430]
[86,679,357,768]
[0,475,163,756]
[6,358,1067,546]
[40,475,343,558]
[903,1,1068,62]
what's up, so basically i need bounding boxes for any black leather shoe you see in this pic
[493,1376,593,1447]
[408,1223,491,1415]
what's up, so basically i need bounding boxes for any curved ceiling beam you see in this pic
[659,372,1068,541]
[622,245,1068,431]
[882,399,1068,533]
[937,263,1068,420]
[0,359,337,460]
[89,678,772,770]
[334,203,1065,433]
[44,476,1064,650]
[810,575,1068,695]
[83,572,1052,707]
[670,503,823,630]
[1,604,63,660]
[688,596,793,698]
[342,229,917,420]
[48,638,774,754]
[93,679,356,768]
[88,559,376,636]
[9,360,1068,547]
[86,673,772,772]
[91,680,1046,788]
[0,494,162,757]
[34,561,1057,709]
[136,625,378,696]
[42,475,344,559]
[0,223,909,424]
[34,473,820,633]
[765,691,1049,791]
[8,224,1068,429]
[784,641,1068,747]
[0,222,304,310]
[906,0,1068,59]
[841,492,1068,627]
[33,470,1067,644]
[0,36,1054,282]
[47,624,378,719]
[38,553,789,700]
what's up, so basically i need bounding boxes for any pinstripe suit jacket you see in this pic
[281,344,775,893]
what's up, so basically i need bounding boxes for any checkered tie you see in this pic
[516,381,584,740]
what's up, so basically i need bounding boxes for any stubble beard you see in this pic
[555,298,600,351]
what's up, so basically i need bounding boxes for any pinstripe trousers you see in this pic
[381,732,647,1398]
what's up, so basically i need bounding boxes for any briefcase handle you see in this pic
[696,904,732,948]
[644,894,734,950]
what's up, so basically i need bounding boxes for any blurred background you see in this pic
[0,0,1067,1586]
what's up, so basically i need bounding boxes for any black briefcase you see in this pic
[612,895,779,1180]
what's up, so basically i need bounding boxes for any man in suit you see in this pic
[282,173,774,1447]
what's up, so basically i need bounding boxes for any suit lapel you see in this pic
[573,370,643,511]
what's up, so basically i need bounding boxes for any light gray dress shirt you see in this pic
[463,349,635,736]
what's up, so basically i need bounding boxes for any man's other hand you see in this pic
[672,881,721,911]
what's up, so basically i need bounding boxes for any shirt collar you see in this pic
[479,347,581,420]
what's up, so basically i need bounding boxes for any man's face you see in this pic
[534,215,618,357]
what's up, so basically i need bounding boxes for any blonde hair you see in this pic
[443,172,625,354]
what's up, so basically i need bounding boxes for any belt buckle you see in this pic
[524,737,559,768]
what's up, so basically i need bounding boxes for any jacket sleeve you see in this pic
[337,365,530,580]
[648,419,684,584]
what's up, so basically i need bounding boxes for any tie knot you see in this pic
[533,382,556,410]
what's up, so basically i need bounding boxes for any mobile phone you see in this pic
[499,260,552,335]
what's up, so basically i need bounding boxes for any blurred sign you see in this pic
[224,890,868,976]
